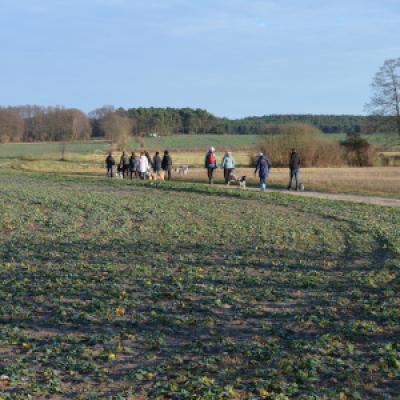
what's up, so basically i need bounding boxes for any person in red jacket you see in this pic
[204,147,218,184]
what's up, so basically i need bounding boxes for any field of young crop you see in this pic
[0,171,399,399]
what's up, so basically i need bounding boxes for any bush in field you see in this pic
[101,113,132,150]
[340,133,377,166]
[255,123,345,167]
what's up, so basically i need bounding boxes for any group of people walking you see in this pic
[105,147,301,192]
[105,150,173,180]
[204,147,301,191]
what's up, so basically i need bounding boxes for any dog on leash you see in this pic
[239,176,247,189]
[228,174,247,189]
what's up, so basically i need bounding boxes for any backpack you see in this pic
[207,152,215,165]
[259,157,272,169]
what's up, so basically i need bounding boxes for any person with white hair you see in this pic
[255,152,272,192]
[221,151,236,184]
[204,147,218,184]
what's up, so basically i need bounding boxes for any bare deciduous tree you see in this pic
[100,114,132,150]
[366,58,400,135]
[0,108,24,143]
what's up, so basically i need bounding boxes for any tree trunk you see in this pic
[395,87,400,136]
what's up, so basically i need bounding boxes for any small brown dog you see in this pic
[148,171,165,181]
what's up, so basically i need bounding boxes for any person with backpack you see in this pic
[139,151,149,179]
[129,152,137,179]
[119,151,129,179]
[105,152,115,178]
[221,151,235,184]
[153,151,162,177]
[204,147,218,184]
[255,152,272,192]
[161,150,173,180]
[287,148,301,191]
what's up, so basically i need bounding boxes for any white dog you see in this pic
[176,165,189,175]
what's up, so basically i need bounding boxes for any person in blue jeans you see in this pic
[287,148,301,190]
[255,152,271,191]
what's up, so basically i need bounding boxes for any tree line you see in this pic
[0,106,91,143]
[0,105,376,144]
[1,58,399,143]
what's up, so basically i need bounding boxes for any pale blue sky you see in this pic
[1,0,399,118]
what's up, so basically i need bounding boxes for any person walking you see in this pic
[145,151,153,170]
[129,152,137,179]
[287,148,301,191]
[105,152,115,178]
[204,147,218,184]
[119,152,129,179]
[221,151,235,184]
[153,151,162,177]
[255,152,272,192]
[139,151,149,179]
[161,150,173,181]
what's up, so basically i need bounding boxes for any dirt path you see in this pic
[246,186,400,207]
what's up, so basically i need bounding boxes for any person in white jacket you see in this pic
[139,151,149,179]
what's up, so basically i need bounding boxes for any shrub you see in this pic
[340,133,377,166]
[254,123,345,167]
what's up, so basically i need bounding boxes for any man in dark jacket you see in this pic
[129,152,137,179]
[287,148,301,190]
[119,152,129,179]
[161,150,173,180]
[105,152,115,178]
[153,152,162,176]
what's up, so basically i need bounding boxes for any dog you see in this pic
[175,165,189,175]
[227,174,247,189]
[148,171,165,181]
[115,166,124,179]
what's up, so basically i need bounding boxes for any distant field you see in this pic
[0,140,110,159]
[12,153,400,198]
[133,134,263,150]
[328,133,400,149]
[1,134,399,161]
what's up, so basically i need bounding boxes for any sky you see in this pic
[0,0,399,118]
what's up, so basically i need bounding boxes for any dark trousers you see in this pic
[107,167,113,178]
[164,168,172,181]
[130,169,138,179]
[207,168,215,184]
[224,168,234,184]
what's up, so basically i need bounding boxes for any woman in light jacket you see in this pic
[221,151,235,184]
[139,151,149,180]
